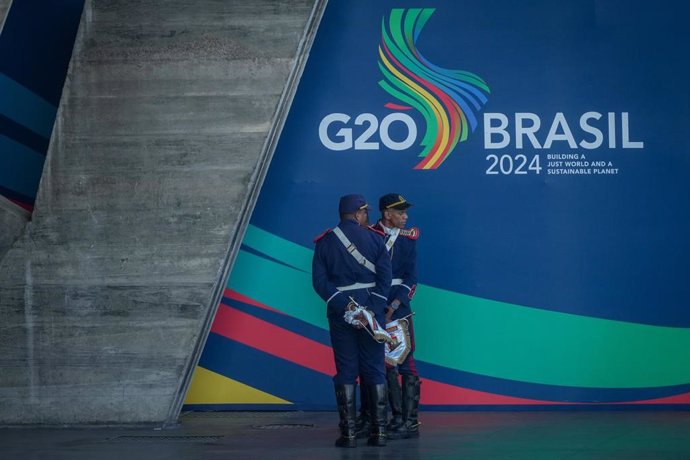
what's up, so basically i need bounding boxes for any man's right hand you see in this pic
[344,302,365,329]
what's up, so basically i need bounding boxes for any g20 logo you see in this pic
[318,112,417,151]
[317,8,489,169]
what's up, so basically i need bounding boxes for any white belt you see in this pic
[337,282,376,291]
[391,278,403,285]
[333,227,377,273]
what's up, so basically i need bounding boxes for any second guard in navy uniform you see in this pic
[374,193,421,439]
[312,194,392,448]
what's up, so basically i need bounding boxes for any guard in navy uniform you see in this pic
[312,194,392,448]
[375,193,421,439]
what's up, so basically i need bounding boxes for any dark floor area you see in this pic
[3,410,690,459]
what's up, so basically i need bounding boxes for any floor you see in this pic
[3,410,690,460]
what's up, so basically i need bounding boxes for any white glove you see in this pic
[343,302,365,329]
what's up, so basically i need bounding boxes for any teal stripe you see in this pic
[0,73,57,138]
[227,249,327,330]
[413,285,690,388]
[243,225,313,273]
[227,227,690,388]
[0,134,46,198]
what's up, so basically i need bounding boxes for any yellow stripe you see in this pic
[385,199,406,208]
[383,49,449,150]
[184,367,292,405]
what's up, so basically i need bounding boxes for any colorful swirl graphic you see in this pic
[185,225,690,410]
[378,8,490,169]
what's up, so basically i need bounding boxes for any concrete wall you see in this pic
[0,196,28,261]
[0,0,320,425]
[0,0,9,30]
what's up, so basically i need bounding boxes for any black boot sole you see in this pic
[367,437,387,447]
[335,437,357,448]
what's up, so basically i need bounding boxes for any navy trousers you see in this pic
[329,317,385,385]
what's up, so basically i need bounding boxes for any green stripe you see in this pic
[228,249,327,330]
[413,285,690,388]
[243,225,313,273]
[234,226,690,388]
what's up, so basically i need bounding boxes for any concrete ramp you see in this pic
[0,0,322,425]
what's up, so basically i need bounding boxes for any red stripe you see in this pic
[384,103,412,110]
[218,292,690,406]
[421,378,690,406]
[223,289,285,315]
[420,378,566,405]
[629,391,690,405]
[211,303,336,376]
[8,198,33,212]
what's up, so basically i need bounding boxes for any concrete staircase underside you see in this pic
[0,0,321,425]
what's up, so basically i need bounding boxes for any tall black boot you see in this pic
[401,375,421,438]
[366,383,388,447]
[355,384,370,439]
[334,384,357,448]
[385,368,404,437]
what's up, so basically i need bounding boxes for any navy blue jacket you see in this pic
[312,219,392,321]
[374,222,418,320]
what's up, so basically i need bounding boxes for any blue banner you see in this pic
[188,0,690,408]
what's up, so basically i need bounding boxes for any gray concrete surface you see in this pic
[0,0,321,425]
[0,196,29,260]
[4,411,690,460]
[0,0,9,31]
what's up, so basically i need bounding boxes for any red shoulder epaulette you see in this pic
[367,225,386,236]
[400,227,420,240]
[313,228,331,243]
